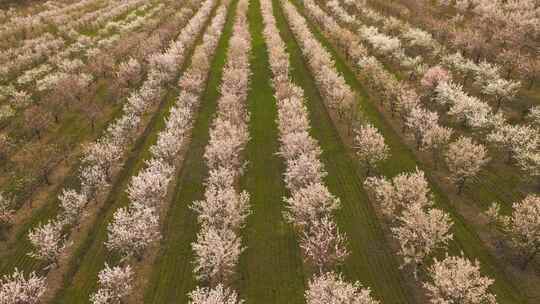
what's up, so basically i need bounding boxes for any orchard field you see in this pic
[0,0,539,303]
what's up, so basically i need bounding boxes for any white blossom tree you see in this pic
[284,182,340,229]
[528,106,540,128]
[406,107,439,150]
[487,124,538,164]
[126,159,174,208]
[486,195,540,269]
[116,58,142,89]
[300,217,349,273]
[364,168,433,218]
[284,153,327,192]
[105,203,160,261]
[481,78,520,113]
[445,137,489,194]
[192,226,243,287]
[0,269,46,304]
[28,219,66,268]
[420,125,453,169]
[424,254,496,304]
[278,131,321,162]
[82,141,122,181]
[58,189,88,227]
[192,188,250,231]
[0,192,14,229]
[514,147,540,182]
[90,263,133,304]
[189,284,244,304]
[305,272,379,304]
[353,124,389,176]
[392,204,453,279]
[80,164,109,203]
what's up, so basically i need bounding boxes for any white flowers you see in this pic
[424,254,496,304]
[277,0,378,301]
[444,137,489,193]
[0,192,14,227]
[189,284,244,304]
[92,0,226,302]
[27,219,66,268]
[191,0,250,294]
[90,264,133,304]
[487,195,540,269]
[0,269,46,304]
[364,168,432,218]
[353,124,389,175]
[305,272,379,304]
[392,204,453,278]
[105,203,160,261]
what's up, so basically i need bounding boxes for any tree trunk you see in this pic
[521,249,538,270]
[495,98,502,113]
[506,149,513,164]
[432,149,439,170]
[528,78,535,90]
[457,178,466,195]
[43,171,51,185]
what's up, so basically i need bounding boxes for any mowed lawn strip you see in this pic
[142,1,238,302]
[236,0,306,302]
[273,0,416,303]
[52,4,224,303]
[289,1,527,303]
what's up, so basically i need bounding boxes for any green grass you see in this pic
[142,2,238,302]
[235,0,306,302]
[273,0,417,303]
[288,1,527,303]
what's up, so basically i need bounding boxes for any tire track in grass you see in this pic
[273,0,416,303]
[50,3,225,302]
[236,0,306,302]
[141,1,238,302]
[288,1,526,303]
